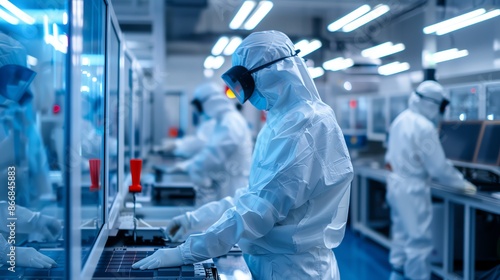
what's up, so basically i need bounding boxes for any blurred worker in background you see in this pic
[166,82,253,205]
[385,80,477,280]
[0,32,52,207]
[156,111,216,159]
[133,30,353,280]
[156,92,246,159]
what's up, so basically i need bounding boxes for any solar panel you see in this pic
[92,248,219,279]
[0,249,66,279]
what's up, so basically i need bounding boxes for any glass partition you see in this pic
[79,0,106,267]
[124,53,133,174]
[371,97,386,134]
[0,0,68,277]
[355,97,368,130]
[448,85,480,120]
[108,22,120,213]
[485,84,500,120]
[133,72,143,158]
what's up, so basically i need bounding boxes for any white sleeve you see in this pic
[186,188,246,232]
[418,126,466,189]
[0,201,38,234]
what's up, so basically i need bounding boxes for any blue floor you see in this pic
[334,227,392,280]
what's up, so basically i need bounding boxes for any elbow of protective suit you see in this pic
[184,196,235,236]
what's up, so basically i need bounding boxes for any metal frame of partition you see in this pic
[67,1,83,278]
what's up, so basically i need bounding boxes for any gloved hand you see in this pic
[166,161,190,173]
[4,205,62,242]
[463,180,477,194]
[16,247,58,268]
[34,213,63,242]
[132,247,183,270]
[164,214,190,242]
[153,140,177,153]
[162,140,177,152]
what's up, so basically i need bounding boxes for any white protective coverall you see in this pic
[133,30,354,280]
[172,118,216,158]
[385,81,476,280]
[0,32,52,206]
[175,82,253,205]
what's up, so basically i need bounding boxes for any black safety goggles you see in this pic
[415,91,450,114]
[0,64,36,106]
[221,50,300,104]
[191,98,203,114]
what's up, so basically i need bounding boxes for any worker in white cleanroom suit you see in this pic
[167,82,253,205]
[385,80,477,280]
[0,32,53,207]
[133,30,354,280]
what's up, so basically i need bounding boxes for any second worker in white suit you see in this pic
[168,82,253,205]
[385,80,477,280]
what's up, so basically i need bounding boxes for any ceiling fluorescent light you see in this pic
[308,67,324,79]
[0,0,35,24]
[204,55,225,69]
[423,8,485,34]
[204,56,215,69]
[294,39,322,57]
[323,57,354,71]
[327,5,371,32]
[433,48,468,63]
[211,36,229,56]
[362,42,405,58]
[243,1,273,30]
[378,61,410,75]
[0,8,18,24]
[229,0,256,30]
[212,56,225,69]
[27,55,38,66]
[342,5,390,32]
[436,9,500,35]
[223,37,242,56]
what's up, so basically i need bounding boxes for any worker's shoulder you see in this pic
[394,109,434,130]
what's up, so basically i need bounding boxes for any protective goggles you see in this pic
[191,98,203,114]
[221,50,300,104]
[415,91,450,114]
[0,64,36,106]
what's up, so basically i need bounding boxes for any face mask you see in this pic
[191,99,203,115]
[248,89,268,111]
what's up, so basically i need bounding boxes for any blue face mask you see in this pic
[248,89,268,111]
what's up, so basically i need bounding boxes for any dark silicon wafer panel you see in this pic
[0,249,66,279]
[93,250,219,279]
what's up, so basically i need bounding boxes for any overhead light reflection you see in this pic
[243,1,273,30]
[0,0,35,24]
[327,5,371,32]
[229,0,256,30]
